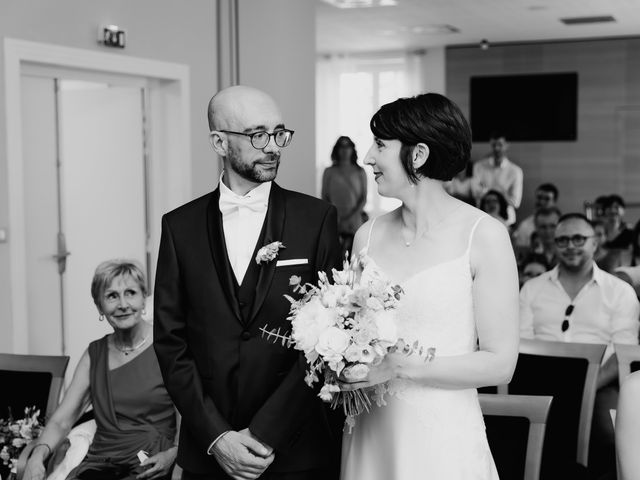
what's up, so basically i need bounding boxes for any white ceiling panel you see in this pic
[316,0,640,53]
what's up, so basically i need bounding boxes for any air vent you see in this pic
[560,15,616,25]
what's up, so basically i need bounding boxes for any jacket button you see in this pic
[241,331,251,341]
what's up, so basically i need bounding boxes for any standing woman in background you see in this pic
[322,136,368,258]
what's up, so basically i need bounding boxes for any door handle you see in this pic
[53,232,71,274]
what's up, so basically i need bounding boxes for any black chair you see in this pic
[477,385,498,394]
[614,343,640,385]
[0,353,69,421]
[479,393,552,480]
[500,339,605,479]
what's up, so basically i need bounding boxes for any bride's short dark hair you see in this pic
[369,93,471,182]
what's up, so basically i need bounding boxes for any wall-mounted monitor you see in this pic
[470,72,578,142]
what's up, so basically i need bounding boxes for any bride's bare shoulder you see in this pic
[353,209,400,251]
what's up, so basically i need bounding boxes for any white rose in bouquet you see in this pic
[315,327,350,359]
[291,297,338,362]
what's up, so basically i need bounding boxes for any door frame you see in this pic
[4,38,191,353]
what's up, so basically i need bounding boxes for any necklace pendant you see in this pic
[405,241,411,247]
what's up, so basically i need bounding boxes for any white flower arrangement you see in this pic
[255,241,285,265]
[262,254,435,431]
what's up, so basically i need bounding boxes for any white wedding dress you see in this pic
[341,214,499,480]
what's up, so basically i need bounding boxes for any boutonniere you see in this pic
[256,241,285,265]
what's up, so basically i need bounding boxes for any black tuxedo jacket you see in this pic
[153,183,342,476]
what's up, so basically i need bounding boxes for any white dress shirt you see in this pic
[472,156,523,225]
[520,262,640,361]
[219,174,271,284]
[206,175,271,455]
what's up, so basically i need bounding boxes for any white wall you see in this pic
[0,0,217,353]
[237,0,317,196]
[0,1,322,353]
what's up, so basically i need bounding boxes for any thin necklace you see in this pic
[114,332,150,356]
[402,204,463,247]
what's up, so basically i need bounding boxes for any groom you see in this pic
[154,85,342,480]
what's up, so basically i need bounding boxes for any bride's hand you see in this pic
[338,357,399,391]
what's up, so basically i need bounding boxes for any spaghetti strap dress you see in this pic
[341,214,500,480]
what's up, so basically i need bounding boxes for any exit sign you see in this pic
[100,25,126,48]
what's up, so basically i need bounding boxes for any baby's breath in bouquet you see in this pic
[0,407,43,479]
[262,254,435,430]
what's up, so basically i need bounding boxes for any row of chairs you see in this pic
[481,340,640,480]
[3,341,640,480]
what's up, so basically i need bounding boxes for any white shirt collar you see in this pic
[218,171,272,205]
[548,261,603,285]
[492,156,510,169]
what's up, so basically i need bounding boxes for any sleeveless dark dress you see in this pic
[67,336,176,480]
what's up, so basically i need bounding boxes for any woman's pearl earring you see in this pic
[98,313,104,322]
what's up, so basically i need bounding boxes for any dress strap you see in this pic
[364,217,377,254]
[465,215,487,254]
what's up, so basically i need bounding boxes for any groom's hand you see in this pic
[239,428,274,456]
[211,430,275,480]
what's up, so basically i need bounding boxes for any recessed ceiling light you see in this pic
[320,0,397,8]
[382,24,459,36]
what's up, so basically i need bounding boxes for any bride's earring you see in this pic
[98,313,104,322]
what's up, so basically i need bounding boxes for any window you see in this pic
[317,56,409,216]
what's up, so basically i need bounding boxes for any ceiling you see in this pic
[316,0,640,54]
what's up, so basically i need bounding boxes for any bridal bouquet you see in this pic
[0,407,43,479]
[262,254,434,430]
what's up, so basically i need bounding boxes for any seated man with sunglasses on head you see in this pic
[519,212,640,479]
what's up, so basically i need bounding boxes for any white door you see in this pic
[22,75,148,374]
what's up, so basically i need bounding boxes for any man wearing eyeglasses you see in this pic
[519,212,639,478]
[154,86,341,480]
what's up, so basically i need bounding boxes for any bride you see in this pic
[340,93,520,479]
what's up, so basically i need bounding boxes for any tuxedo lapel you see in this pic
[248,183,286,324]
[206,189,242,322]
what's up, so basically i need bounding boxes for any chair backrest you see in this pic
[479,393,553,480]
[0,353,69,421]
[615,343,640,385]
[502,339,605,471]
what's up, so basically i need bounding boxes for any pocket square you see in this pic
[276,258,309,267]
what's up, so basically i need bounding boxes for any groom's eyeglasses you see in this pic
[561,304,574,332]
[217,129,295,150]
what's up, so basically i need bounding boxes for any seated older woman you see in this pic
[22,260,177,480]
